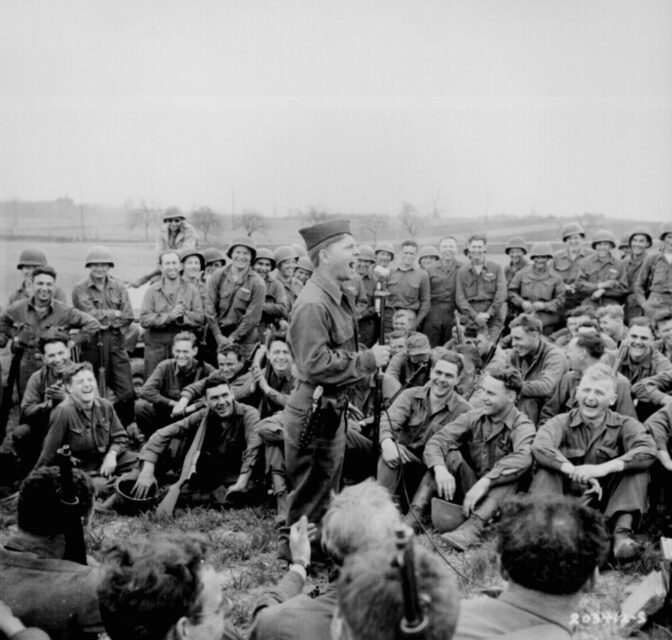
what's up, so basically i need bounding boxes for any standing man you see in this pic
[456,234,507,341]
[253,248,288,336]
[620,227,652,321]
[0,266,100,395]
[374,241,395,268]
[384,240,431,334]
[552,221,593,312]
[282,220,390,558]
[503,236,529,284]
[423,236,463,347]
[205,237,265,361]
[354,244,378,348]
[274,246,301,316]
[9,249,67,305]
[72,246,136,426]
[634,221,672,318]
[139,251,204,377]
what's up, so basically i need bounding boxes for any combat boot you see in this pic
[402,473,435,532]
[440,514,485,552]
[613,528,641,562]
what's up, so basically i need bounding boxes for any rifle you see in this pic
[394,526,428,638]
[57,445,87,565]
[611,342,628,374]
[97,331,107,398]
[370,281,389,451]
[453,311,464,345]
[465,327,504,402]
[0,344,24,443]
[298,385,324,451]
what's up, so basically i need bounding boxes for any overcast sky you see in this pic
[1,0,671,220]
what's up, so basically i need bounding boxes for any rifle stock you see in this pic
[57,445,87,565]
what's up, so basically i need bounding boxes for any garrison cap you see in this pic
[299,219,351,252]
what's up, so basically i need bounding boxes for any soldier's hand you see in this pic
[522,301,533,312]
[171,397,189,417]
[591,288,605,300]
[475,312,490,325]
[99,451,118,477]
[381,438,401,468]
[583,477,603,501]
[45,383,66,402]
[463,477,490,516]
[370,343,391,368]
[289,515,311,567]
[531,301,545,311]
[133,468,157,499]
[433,465,456,500]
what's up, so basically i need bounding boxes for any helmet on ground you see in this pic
[504,237,528,255]
[529,242,553,259]
[590,229,617,250]
[274,245,299,265]
[254,247,277,270]
[85,245,115,267]
[628,226,653,248]
[114,476,158,514]
[226,237,257,262]
[561,222,586,241]
[17,248,48,269]
[418,245,440,261]
[179,248,205,271]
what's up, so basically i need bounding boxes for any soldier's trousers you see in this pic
[143,330,178,379]
[257,413,287,495]
[531,467,649,523]
[444,450,518,520]
[134,399,174,438]
[283,382,346,528]
[376,444,425,509]
[422,302,455,347]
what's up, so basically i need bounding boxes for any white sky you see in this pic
[1,0,671,220]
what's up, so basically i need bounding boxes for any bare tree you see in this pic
[237,209,268,237]
[190,207,222,243]
[127,201,159,241]
[399,202,426,238]
[359,213,389,243]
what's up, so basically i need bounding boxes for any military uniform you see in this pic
[356,271,378,348]
[455,261,507,340]
[508,266,566,334]
[8,283,67,306]
[423,259,463,347]
[259,275,288,338]
[135,358,215,437]
[424,405,534,519]
[646,404,672,455]
[205,265,265,360]
[139,278,204,377]
[0,298,100,394]
[575,254,625,307]
[531,408,656,520]
[504,257,530,284]
[551,246,593,311]
[377,383,472,496]
[71,275,136,424]
[620,253,648,320]
[384,266,431,332]
[634,250,672,318]
[506,339,567,426]
[539,369,637,427]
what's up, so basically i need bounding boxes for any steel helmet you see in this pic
[17,248,48,269]
[254,247,277,270]
[659,221,672,241]
[618,235,630,250]
[179,248,205,271]
[84,245,115,267]
[291,242,308,258]
[590,229,617,250]
[417,245,440,261]
[274,245,299,265]
[374,241,395,258]
[529,242,554,259]
[295,256,314,273]
[628,226,653,248]
[561,222,586,241]
[357,244,376,262]
[202,247,226,266]
[162,207,185,222]
[504,237,528,255]
[226,237,257,262]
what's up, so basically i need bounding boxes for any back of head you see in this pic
[336,543,460,640]
[98,533,209,640]
[497,495,609,595]
[18,467,94,537]
[321,479,401,564]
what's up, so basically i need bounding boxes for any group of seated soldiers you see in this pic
[1,214,672,569]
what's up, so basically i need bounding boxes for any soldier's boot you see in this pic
[613,528,641,562]
[440,514,485,552]
[402,473,435,532]
[274,493,289,528]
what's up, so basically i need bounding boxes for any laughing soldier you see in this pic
[280,220,390,560]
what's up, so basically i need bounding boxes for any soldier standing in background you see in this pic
[620,227,652,321]
[634,222,672,318]
[8,249,67,305]
[552,222,593,312]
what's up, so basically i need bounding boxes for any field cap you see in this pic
[299,219,351,252]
